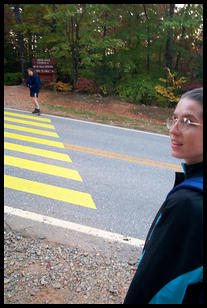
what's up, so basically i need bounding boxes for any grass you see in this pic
[41,102,170,135]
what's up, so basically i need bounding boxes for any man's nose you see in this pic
[170,120,180,135]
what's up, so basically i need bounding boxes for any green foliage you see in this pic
[116,74,158,105]
[93,62,121,96]
[4,4,203,105]
[4,72,22,85]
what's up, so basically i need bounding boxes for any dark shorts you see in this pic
[30,89,39,97]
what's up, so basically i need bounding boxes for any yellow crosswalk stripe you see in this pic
[4,111,51,122]
[4,116,55,129]
[4,132,64,148]
[4,123,59,137]
[4,142,72,162]
[4,155,82,181]
[4,175,96,209]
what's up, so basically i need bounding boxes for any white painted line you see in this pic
[4,107,169,138]
[4,205,145,248]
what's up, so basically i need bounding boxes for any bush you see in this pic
[116,74,158,105]
[155,68,187,104]
[4,72,23,85]
[56,81,72,92]
[74,78,98,93]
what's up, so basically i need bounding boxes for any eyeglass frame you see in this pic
[166,116,203,130]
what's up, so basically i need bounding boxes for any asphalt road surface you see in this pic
[4,107,183,255]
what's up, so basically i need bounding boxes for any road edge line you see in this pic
[4,205,145,248]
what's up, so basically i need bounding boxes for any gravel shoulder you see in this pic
[4,222,139,304]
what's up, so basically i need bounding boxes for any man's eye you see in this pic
[184,118,191,125]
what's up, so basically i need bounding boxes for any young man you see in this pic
[26,68,41,114]
[124,88,203,304]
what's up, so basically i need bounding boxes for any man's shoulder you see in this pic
[164,188,202,219]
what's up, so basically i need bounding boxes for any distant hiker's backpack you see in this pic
[37,75,42,89]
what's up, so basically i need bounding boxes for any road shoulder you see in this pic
[4,217,142,304]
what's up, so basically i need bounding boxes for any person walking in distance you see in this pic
[26,68,41,114]
[124,88,203,304]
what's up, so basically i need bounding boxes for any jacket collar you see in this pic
[174,161,203,186]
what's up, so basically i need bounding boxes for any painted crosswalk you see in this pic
[4,155,83,181]
[4,116,55,129]
[4,123,59,137]
[4,111,51,122]
[5,175,96,209]
[4,132,65,148]
[4,110,96,210]
[4,142,72,162]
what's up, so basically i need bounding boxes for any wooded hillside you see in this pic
[4,4,203,105]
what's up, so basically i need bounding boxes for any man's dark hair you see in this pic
[27,67,34,72]
[181,88,203,106]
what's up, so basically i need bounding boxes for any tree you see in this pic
[142,4,150,72]
[4,4,20,73]
[13,4,26,77]
[165,4,175,73]
[70,8,83,88]
[43,4,84,87]
[4,4,202,102]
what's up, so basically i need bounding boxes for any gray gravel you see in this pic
[4,223,138,304]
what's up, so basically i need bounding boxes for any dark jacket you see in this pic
[26,74,41,92]
[124,162,203,304]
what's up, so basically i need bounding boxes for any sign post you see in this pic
[52,73,56,92]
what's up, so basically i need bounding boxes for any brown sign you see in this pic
[33,65,55,69]
[32,58,57,75]
[32,58,56,65]
[34,69,57,74]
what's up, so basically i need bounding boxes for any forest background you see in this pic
[4,4,203,107]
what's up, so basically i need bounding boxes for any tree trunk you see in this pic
[71,15,80,90]
[165,4,175,72]
[143,5,150,72]
[174,4,190,72]
[51,4,56,33]
[13,4,26,78]
[71,16,77,89]
[102,10,108,77]
[27,31,33,65]
[174,25,185,72]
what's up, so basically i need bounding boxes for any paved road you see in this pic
[4,107,182,252]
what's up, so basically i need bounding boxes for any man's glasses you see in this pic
[166,116,202,130]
